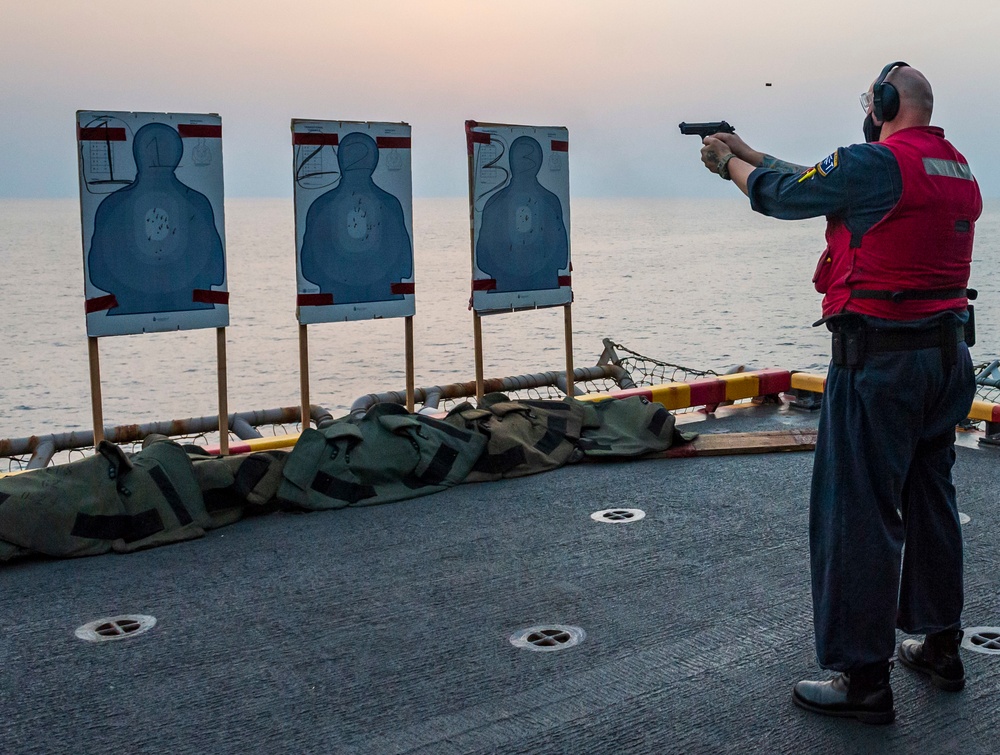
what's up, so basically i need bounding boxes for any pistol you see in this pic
[678,121,736,139]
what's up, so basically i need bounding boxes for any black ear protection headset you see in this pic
[872,61,909,122]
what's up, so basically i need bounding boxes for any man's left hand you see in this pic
[701,137,734,177]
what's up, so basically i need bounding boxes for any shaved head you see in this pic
[886,66,934,121]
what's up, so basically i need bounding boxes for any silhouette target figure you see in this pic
[87,123,225,315]
[476,135,568,292]
[300,132,413,303]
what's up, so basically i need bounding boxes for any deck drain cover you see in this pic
[962,627,1000,655]
[959,512,971,525]
[75,614,156,643]
[591,508,645,523]
[510,625,585,652]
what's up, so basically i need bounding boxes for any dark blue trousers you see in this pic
[810,317,976,671]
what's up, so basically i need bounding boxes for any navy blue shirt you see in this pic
[747,144,902,248]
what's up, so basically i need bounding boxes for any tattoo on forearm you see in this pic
[760,154,809,174]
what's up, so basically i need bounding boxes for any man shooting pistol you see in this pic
[679,122,742,179]
[685,62,981,726]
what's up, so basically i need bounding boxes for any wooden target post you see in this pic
[405,315,415,412]
[298,316,415,425]
[87,337,105,445]
[471,307,575,403]
[466,120,575,403]
[473,313,485,401]
[299,323,310,430]
[563,302,575,396]
[87,329,230,454]
[216,327,229,455]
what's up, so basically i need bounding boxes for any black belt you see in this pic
[830,320,965,368]
[850,287,977,303]
[864,323,965,353]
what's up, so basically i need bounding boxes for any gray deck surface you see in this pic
[2,405,999,754]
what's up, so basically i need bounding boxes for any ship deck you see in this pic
[2,403,999,754]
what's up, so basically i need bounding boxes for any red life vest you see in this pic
[813,126,981,320]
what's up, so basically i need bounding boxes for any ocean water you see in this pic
[2,197,999,441]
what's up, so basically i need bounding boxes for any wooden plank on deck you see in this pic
[657,429,817,459]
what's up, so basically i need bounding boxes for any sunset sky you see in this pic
[3,0,998,198]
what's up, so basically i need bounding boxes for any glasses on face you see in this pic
[860,92,873,113]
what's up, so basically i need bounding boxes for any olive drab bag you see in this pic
[0,437,210,559]
[445,393,587,482]
[278,403,487,510]
[576,395,695,457]
[184,446,289,528]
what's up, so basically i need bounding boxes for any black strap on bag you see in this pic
[70,509,165,543]
[147,466,193,525]
[69,442,169,543]
[310,471,376,504]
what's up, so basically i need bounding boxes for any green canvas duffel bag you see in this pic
[184,446,288,527]
[0,437,210,559]
[279,403,486,510]
[446,393,587,482]
[576,395,695,457]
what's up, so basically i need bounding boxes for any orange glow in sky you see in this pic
[2,0,998,197]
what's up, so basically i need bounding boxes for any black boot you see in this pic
[792,662,895,724]
[898,629,965,691]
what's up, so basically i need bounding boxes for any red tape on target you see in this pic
[472,279,497,291]
[78,127,126,142]
[192,289,229,305]
[293,133,339,146]
[465,121,491,154]
[298,293,334,306]
[391,282,415,294]
[551,140,568,152]
[558,275,571,286]
[376,136,411,149]
[85,294,119,313]
[178,124,222,138]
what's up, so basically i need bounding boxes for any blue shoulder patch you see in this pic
[816,151,839,177]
